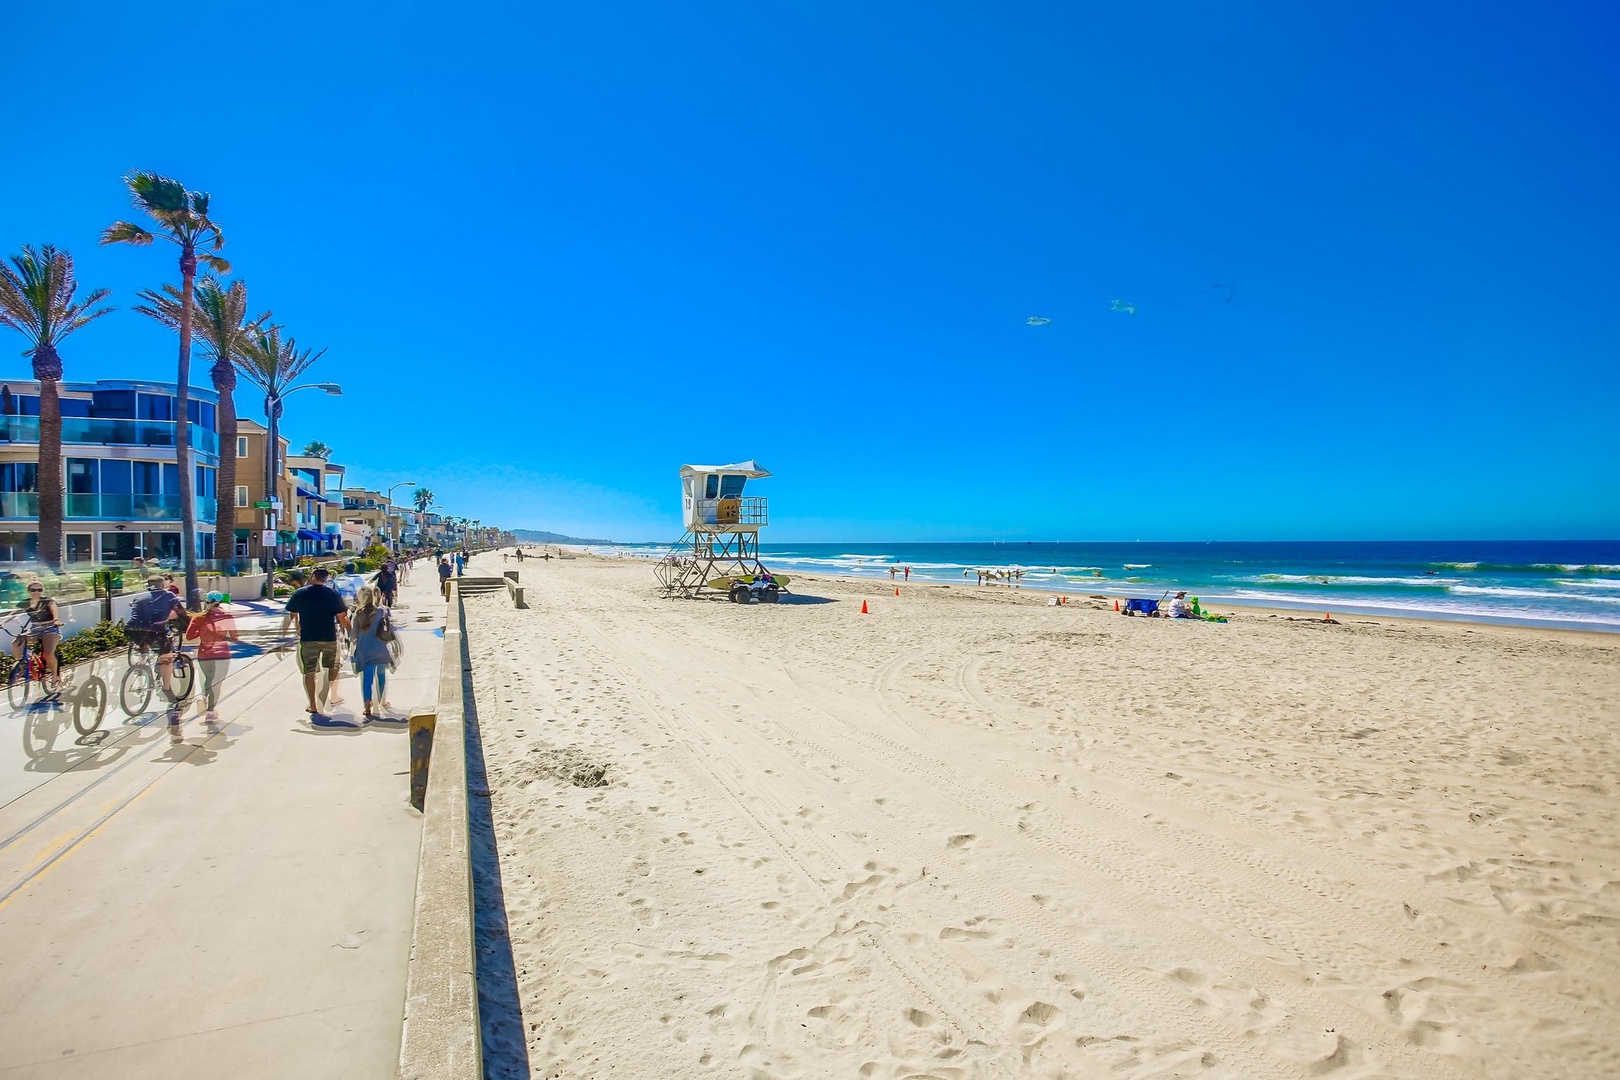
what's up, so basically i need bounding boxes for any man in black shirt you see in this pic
[281,566,352,716]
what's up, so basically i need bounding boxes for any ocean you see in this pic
[589,540,1620,632]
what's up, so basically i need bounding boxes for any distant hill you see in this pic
[511,529,615,545]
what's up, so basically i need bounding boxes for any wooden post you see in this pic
[408,712,436,811]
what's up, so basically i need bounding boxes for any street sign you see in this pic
[260,530,276,545]
[253,500,272,509]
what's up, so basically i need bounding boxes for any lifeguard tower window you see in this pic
[719,475,746,498]
[705,475,719,499]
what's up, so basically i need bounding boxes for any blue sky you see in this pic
[4,2,1616,541]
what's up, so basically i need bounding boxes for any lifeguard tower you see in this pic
[655,460,779,601]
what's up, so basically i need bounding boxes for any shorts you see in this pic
[129,628,175,656]
[296,641,340,674]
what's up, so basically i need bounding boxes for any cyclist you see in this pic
[127,574,187,699]
[11,581,63,685]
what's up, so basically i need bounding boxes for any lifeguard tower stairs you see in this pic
[655,461,772,599]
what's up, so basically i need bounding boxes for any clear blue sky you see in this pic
[5,3,1616,542]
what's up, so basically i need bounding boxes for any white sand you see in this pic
[464,553,1620,1079]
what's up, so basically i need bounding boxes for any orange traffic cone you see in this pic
[1324,612,1331,622]
[860,600,869,614]
[1114,599,1120,612]
[894,586,900,596]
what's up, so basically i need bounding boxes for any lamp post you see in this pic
[384,481,416,551]
[261,381,342,578]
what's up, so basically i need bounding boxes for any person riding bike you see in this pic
[10,581,63,685]
[127,574,187,698]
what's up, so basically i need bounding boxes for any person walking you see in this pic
[281,566,351,718]
[350,585,400,720]
[374,560,398,608]
[185,591,238,724]
[438,556,453,599]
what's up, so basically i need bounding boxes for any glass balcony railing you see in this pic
[0,416,40,442]
[0,416,218,455]
[63,494,217,520]
[0,492,40,517]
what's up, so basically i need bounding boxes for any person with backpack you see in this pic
[127,575,187,702]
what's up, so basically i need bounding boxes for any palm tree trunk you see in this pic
[33,348,64,570]
[176,247,198,600]
[213,360,238,571]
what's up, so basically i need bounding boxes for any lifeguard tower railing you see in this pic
[690,496,768,531]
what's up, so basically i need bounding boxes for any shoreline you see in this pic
[575,548,1620,637]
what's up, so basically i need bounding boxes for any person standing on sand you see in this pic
[185,592,238,724]
[904,566,911,580]
[280,566,351,718]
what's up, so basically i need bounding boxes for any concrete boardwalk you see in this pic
[0,568,445,1079]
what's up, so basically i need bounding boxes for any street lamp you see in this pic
[383,481,416,550]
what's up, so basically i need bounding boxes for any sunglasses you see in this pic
[27,587,43,593]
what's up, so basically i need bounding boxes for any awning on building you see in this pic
[296,529,324,542]
[276,530,297,542]
[234,528,250,539]
[295,485,328,502]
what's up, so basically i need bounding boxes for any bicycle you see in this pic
[120,626,196,716]
[4,626,109,736]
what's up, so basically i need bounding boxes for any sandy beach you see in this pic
[464,553,1620,1079]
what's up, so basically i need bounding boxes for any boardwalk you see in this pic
[0,571,444,1079]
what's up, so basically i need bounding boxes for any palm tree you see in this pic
[302,440,332,460]
[103,172,228,599]
[135,278,271,567]
[0,246,115,569]
[236,328,327,570]
[413,487,434,513]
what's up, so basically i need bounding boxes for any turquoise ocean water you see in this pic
[591,540,1620,632]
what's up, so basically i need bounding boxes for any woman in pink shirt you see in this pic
[185,592,239,723]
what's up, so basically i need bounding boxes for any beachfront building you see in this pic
[338,488,391,551]
[0,378,221,565]
[284,454,345,557]
[230,418,297,564]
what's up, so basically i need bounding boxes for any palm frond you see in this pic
[236,325,329,395]
[100,221,154,246]
[125,171,190,215]
[0,245,116,349]
[133,283,186,332]
[199,253,232,273]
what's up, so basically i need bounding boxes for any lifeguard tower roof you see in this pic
[678,460,771,479]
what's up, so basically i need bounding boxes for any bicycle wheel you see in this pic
[6,666,31,710]
[73,676,109,735]
[119,665,154,716]
[170,654,197,702]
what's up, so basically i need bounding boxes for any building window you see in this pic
[0,532,39,563]
[237,435,248,458]
[66,534,94,563]
[236,485,249,508]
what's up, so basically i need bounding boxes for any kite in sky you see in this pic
[1025,316,1051,326]
[1108,299,1137,315]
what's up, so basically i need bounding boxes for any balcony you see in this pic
[0,416,219,455]
[0,492,39,518]
[63,494,216,521]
